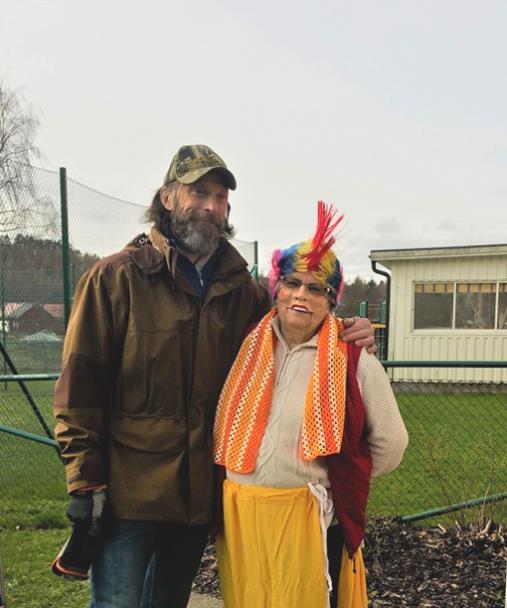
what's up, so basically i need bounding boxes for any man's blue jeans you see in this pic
[90,519,209,608]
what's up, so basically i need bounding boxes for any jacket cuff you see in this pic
[67,461,105,494]
[71,484,108,495]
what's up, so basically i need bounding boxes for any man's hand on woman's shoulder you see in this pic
[340,316,377,354]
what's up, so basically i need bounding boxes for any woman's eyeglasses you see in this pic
[280,276,335,298]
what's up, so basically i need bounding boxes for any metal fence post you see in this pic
[253,240,259,280]
[0,270,6,387]
[380,299,387,324]
[59,167,72,329]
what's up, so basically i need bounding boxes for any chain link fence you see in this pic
[0,386,63,529]
[369,370,507,524]
[1,369,506,531]
[0,166,63,377]
[0,164,66,532]
[0,163,258,532]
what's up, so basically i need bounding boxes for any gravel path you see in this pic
[188,592,223,607]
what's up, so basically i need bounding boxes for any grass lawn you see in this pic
[369,389,507,521]
[0,381,68,529]
[1,528,89,608]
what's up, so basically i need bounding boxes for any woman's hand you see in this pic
[340,316,377,354]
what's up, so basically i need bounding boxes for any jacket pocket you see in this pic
[110,415,186,454]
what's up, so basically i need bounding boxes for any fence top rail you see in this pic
[0,362,506,382]
[0,424,58,448]
[0,374,60,381]
[381,360,507,368]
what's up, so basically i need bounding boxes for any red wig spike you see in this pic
[304,201,344,269]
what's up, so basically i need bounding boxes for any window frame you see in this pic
[412,280,506,331]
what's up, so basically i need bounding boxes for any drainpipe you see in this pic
[371,260,390,361]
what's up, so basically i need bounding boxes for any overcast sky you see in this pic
[1,0,506,278]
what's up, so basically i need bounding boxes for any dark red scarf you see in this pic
[326,343,372,555]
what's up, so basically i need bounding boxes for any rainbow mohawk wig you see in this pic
[268,201,345,305]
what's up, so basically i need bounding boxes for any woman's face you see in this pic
[276,270,331,345]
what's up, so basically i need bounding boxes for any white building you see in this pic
[370,244,507,383]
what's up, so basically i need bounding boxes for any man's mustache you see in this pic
[183,209,223,229]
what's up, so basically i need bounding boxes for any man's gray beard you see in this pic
[171,209,223,257]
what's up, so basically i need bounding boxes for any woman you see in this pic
[213,202,408,608]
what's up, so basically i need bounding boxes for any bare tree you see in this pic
[0,80,42,233]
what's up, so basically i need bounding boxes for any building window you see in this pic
[414,283,453,329]
[498,283,507,329]
[414,282,506,330]
[455,283,496,329]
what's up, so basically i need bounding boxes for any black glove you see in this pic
[52,489,107,581]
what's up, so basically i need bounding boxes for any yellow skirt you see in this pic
[217,479,367,608]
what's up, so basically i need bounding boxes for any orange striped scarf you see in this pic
[213,309,348,473]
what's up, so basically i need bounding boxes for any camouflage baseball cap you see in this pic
[163,144,237,190]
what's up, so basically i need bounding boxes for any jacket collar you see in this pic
[126,227,252,296]
[125,232,165,275]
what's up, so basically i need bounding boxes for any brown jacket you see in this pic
[54,228,272,525]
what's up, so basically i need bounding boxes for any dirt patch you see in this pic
[193,519,506,607]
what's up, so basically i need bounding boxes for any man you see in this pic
[53,144,375,608]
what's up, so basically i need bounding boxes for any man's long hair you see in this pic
[144,185,235,239]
